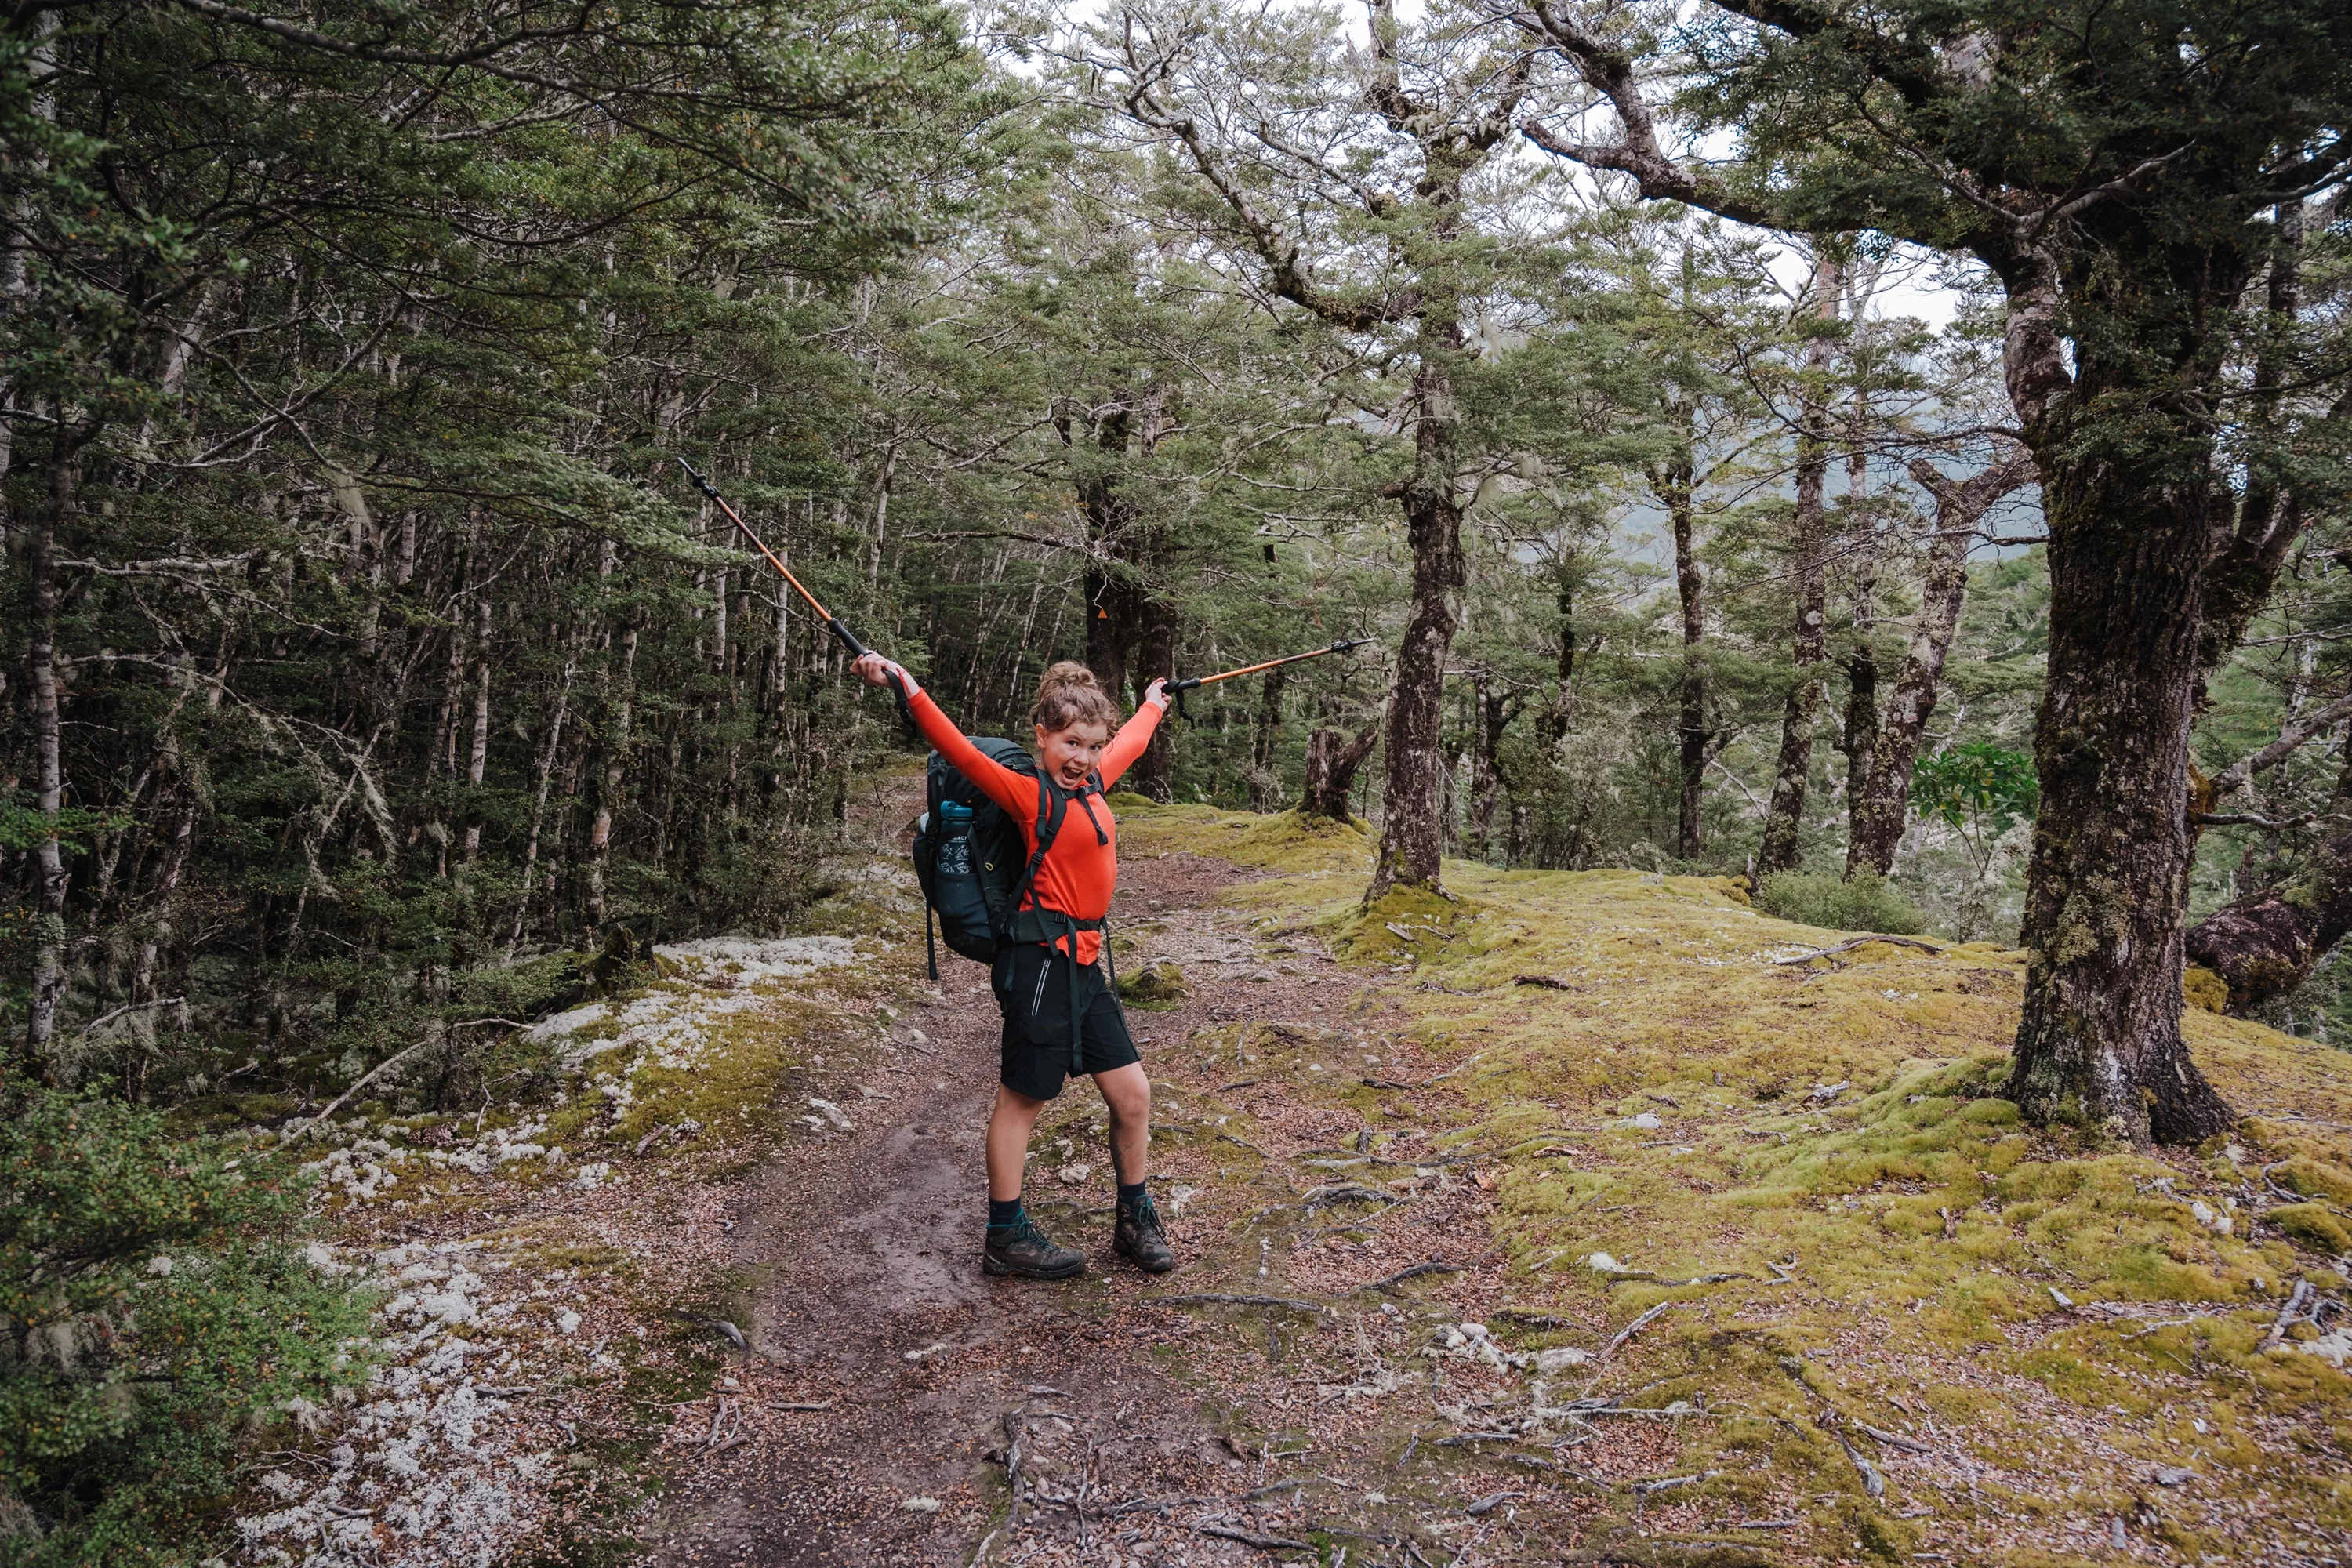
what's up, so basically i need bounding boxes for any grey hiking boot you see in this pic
[983,1214,1085,1280]
[1114,1194,1176,1274]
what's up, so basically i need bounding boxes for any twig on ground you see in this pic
[1857,1423,1932,1454]
[279,1032,444,1143]
[1197,1522,1315,1551]
[1579,1300,1690,1398]
[1144,1293,1330,1314]
[1359,1260,1463,1294]
[2262,1278,2318,1351]
[1772,935,1946,965]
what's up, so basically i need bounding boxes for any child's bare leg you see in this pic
[1095,1062,1172,1271]
[1094,1062,1152,1185]
[985,1083,1048,1201]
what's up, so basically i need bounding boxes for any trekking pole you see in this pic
[677,457,909,717]
[1165,637,1374,720]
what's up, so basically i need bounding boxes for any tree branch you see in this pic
[2209,692,2352,797]
[1517,2,1773,228]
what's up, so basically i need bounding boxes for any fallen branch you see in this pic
[1513,974,1580,990]
[279,1032,443,1144]
[1856,1422,1931,1454]
[1771,935,1945,965]
[1596,1300,1686,1364]
[1831,1428,1885,1499]
[1196,1522,1315,1551]
[1359,1260,1465,1293]
[74,995,186,1037]
[2261,1278,2317,1352]
[1142,1293,1329,1314]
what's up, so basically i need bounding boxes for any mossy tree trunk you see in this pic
[1298,722,1381,822]
[1370,341,1468,898]
[2006,258,2237,1145]
[1661,445,1708,860]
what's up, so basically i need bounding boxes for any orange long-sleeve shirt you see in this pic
[907,686,1163,966]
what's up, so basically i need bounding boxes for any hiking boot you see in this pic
[983,1214,1085,1280]
[1114,1194,1176,1274]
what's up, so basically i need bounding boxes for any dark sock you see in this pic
[988,1197,1024,1230]
[1117,1180,1148,1212]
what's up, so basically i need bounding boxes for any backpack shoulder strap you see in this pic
[998,776,1069,935]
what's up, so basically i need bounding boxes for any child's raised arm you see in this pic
[1096,681,1170,790]
[854,653,1035,817]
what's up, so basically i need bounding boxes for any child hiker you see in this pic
[852,652,1175,1280]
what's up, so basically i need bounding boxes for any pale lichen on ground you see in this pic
[225,933,884,1567]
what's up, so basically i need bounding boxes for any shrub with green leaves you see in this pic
[0,1093,371,1564]
[1753,870,1929,936]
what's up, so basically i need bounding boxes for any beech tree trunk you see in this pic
[1465,673,1518,860]
[1298,722,1381,821]
[1664,453,1705,858]
[2010,457,2234,1142]
[1846,452,2035,876]
[1756,256,1840,876]
[1248,664,1287,812]
[1369,352,1467,899]
[1538,577,1577,750]
[22,445,75,1073]
[1129,595,1177,800]
[2005,250,2239,1145]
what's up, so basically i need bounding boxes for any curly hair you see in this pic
[1029,661,1120,734]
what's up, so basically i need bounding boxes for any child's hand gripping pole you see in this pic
[1165,637,1374,721]
[677,458,909,720]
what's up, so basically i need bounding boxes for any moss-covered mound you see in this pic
[1116,797,2352,1558]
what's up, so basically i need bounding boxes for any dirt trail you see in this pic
[643,843,1363,1567]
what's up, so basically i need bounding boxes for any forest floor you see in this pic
[238,777,2352,1568]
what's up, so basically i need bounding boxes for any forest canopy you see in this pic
[3,0,2350,1150]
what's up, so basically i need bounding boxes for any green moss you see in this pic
[2271,1203,2352,1254]
[1113,799,2352,1543]
[1120,960,1190,1010]
[2277,1155,2352,1207]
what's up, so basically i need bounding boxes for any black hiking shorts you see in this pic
[993,941,1138,1101]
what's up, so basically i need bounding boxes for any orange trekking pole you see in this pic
[678,458,909,715]
[1166,637,1374,720]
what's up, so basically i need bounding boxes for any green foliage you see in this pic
[0,1093,371,1562]
[1911,744,2039,837]
[1753,871,1929,936]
